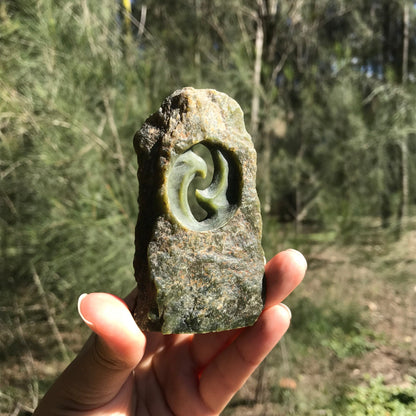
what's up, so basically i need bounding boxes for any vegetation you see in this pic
[343,376,416,416]
[1,1,415,415]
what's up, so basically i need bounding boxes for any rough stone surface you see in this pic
[133,87,265,334]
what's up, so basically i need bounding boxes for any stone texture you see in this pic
[133,87,265,334]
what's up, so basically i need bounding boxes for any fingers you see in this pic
[198,304,292,414]
[152,337,213,416]
[191,249,306,369]
[35,293,146,414]
[190,249,306,414]
[264,249,307,309]
[190,329,243,370]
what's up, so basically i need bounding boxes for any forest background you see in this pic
[1,0,415,415]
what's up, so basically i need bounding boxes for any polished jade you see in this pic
[167,142,238,231]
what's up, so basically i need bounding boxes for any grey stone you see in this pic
[133,87,265,334]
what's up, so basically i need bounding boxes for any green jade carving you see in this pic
[167,142,240,231]
[133,87,265,334]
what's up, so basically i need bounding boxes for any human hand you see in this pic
[33,249,306,415]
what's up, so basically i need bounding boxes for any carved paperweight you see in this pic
[133,87,265,334]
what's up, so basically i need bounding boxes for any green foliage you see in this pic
[344,376,416,415]
[0,0,151,305]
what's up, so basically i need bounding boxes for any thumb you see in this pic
[78,292,145,370]
[35,292,145,413]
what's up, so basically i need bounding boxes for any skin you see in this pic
[34,249,307,416]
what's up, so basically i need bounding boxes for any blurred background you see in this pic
[1,0,415,414]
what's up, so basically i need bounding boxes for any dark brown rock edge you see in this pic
[133,87,265,334]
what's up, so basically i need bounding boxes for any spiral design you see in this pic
[167,142,240,231]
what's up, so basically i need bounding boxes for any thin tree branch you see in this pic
[31,264,70,362]
[103,95,126,172]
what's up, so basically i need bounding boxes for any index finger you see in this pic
[264,248,307,309]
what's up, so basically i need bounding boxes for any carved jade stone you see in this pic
[133,87,265,334]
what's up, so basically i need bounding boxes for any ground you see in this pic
[225,226,416,415]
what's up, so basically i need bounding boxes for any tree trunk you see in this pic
[194,0,202,85]
[402,0,409,83]
[251,8,272,214]
[137,5,147,39]
[295,135,305,234]
[251,13,263,141]
[400,139,409,221]
[399,1,410,233]
[262,133,272,215]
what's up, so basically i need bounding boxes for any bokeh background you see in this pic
[1,1,415,414]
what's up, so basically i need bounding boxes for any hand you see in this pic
[34,249,306,415]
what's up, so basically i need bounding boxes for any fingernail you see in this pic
[279,303,292,320]
[287,249,308,269]
[78,293,94,327]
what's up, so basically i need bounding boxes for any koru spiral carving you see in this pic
[167,142,241,231]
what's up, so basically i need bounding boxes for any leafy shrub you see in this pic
[344,376,416,415]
